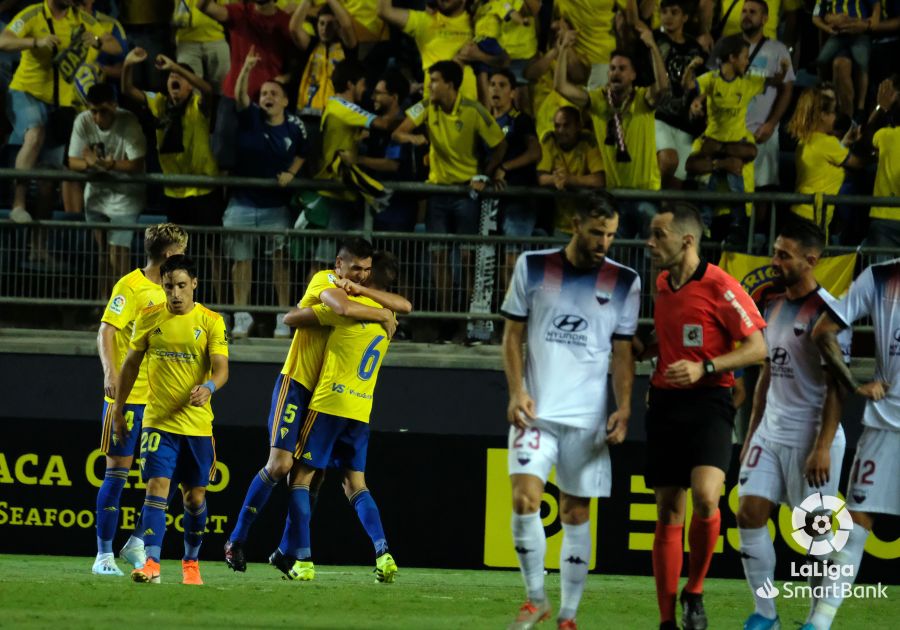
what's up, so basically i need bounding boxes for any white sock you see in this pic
[559,521,591,621]
[511,511,547,602]
[739,526,777,620]
[810,525,869,630]
[124,535,144,548]
[807,559,825,621]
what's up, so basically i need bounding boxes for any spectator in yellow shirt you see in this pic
[556,21,668,238]
[0,0,121,224]
[378,0,479,100]
[537,106,605,234]
[172,0,231,89]
[786,86,865,237]
[392,60,507,337]
[863,78,900,249]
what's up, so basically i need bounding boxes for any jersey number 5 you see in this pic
[357,335,385,381]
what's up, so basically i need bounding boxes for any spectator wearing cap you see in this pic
[226,47,308,340]
[392,59,507,324]
[172,0,231,89]
[67,82,146,296]
[536,105,604,233]
[198,0,298,171]
[488,68,541,275]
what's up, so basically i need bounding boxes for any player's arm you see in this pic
[121,47,149,106]
[665,331,767,386]
[113,348,145,442]
[157,54,213,96]
[190,353,229,407]
[235,46,261,111]
[334,278,413,314]
[326,0,358,49]
[502,319,536,429]
[741,361,770,463]
[391,115,428,146]
[636,21,668,107]
[282,307,321,327]
[97,323,122,400]
[805,371,845,488]
[811,312,886,400]
[289,0,313,50]
[606,338,634,445]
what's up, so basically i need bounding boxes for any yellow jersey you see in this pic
[172,0,226,44]
[535,89,580,140]
[130,303,228,436]
[101,269,166,406]
[280,269,340,391]
[870,127,900,221]
[556,0,625,65]
[791,131,849,226]
[316,96,376,199]
[537,131,604,232]
[697,71,766,143]
[405,94,506,185]
[146,91,218,198]
[7,1,109,107]
[72,12,126,110]
[308,296,391,423]
[403,8,477,100]
[474,1,503,39]
[499,0,538,61]
[298,43,347,115]
[588,85,660,190]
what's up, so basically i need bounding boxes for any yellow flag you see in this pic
[718,252,857,302]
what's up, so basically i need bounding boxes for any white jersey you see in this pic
[829,259,900,432]
[500,248,640,430]
[756,287,851,447]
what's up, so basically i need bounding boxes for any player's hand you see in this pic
[125,47,148,65]
[664,360,704,386]
[190,383,213,406]
[754,121,775,144]
[408,134,428,147]
[113,407,129,444]
[696,32,713,52]
[507,390,537,428]
[378,310,397,339]
[804,445,831,488]
[276,171,295,187]
[103,371,117,399]
[35,34,61,50]
[243,44,261,70]
[876,78,898,111]
[689,97,705,119]
[469,177,488,193]
[605,410,629,445]
[856,380,888,401]
[80,30,101,49]
[635,20,655,48]
[335,277,364,295]
[338,150,357,166]
[492,167,507,191]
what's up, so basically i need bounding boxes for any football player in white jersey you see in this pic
[736,220,851,630]
[807,258,900,630]
[500,192,641,630]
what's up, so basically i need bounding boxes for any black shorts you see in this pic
[645,386,736,489]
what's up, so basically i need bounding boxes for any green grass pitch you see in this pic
[0,555,896,628]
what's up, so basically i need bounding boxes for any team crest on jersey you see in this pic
[683,324,703,347]
[193,327,202,340]
[516,452,531,465]
[327,273,337,284]
[109,294,126,315]
[595,290,612,305]
[455,120,463,131]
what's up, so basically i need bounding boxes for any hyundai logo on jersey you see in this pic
[553,315,588,333]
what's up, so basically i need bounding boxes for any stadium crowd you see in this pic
[0,0,898,337]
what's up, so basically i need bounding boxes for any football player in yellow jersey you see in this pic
[92,224,188,577]
[275,252,406,582]
[225,238,411,575]
[114,255,229,586]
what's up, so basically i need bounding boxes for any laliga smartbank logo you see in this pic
[753,493,889,602]
[790,492,853,556]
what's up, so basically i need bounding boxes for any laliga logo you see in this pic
[791,492,854,556]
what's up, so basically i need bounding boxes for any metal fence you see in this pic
[1,169,899,328]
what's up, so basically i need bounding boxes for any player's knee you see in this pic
[658,150,678,176]
[182,487,206,509]
[736,502,768,529]
[691,494,720,517]
[511,490,541,514]
[342,476,367,498]
[833,57,852,78]
[146,477,170,498]
[559,497,590,525]
[265,452,293,480]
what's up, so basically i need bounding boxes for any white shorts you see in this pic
[507,419,611,498]
[85,206,140,249]
[655,119,694,181]
[752,131,779,188]
[845,426,900,516]
[738,432,845,508]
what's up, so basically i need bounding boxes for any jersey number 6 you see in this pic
[357,335,385,381]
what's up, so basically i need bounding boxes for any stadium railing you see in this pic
[1,168,898,326]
